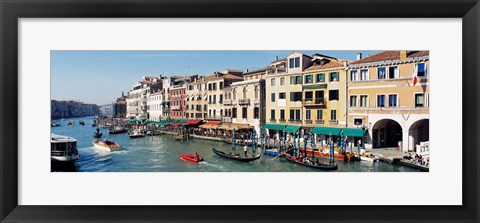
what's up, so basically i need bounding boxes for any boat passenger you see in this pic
[243,145,248,157]
[195,152,200,161]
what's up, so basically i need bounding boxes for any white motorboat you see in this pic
[51,133,80,162]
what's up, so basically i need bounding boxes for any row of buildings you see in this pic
[122,51,429,151]
[51,100,99,119]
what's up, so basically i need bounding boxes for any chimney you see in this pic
[356,53,362,60]
[400,50,407,61]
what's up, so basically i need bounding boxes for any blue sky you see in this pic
[51,50,380,105]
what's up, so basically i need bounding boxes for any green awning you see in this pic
[178,119,188,123]
[304,85,326,89]
[263,124,286,131]
[342,128,366,137]
[284,125,301,133]
[138,117,146,121]
[312,127,343,135]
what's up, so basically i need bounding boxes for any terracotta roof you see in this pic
[304,59,344,72]
[223,74,243,80]
[350,51,429,65]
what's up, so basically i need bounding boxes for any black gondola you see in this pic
[94,132,103,138]
[284,154,338,170]
[212,148,261,162]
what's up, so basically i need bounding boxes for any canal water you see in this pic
[51,116,419,172]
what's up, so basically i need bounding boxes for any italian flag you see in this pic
[412,64,418,86]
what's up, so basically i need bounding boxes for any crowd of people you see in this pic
[403,152,429,166]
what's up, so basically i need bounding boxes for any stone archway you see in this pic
[372,119,403,148]
[408,119,429,151]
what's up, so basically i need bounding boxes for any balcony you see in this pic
[205,115,222,120]
[238,98,250,105]
[315,119,325,124]
[171,105,181,111]
[329,120,338,125]
[222,116,232,123]
[278,119,286,123]
[303,98,325,106]
[305,119,313,124]
[269,119,276,123]
[224,99,233,105]
[252,98,260,106]
[288,119,302,124]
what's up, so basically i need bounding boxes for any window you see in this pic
[330,110,337,121]
[388,66,398,79]
[280,109,285,120]
[316,109,323,120]
[209,95,212,103]
[360,69,368,81]
[329,72,339,82]
[280,77,285,85]
[354,118,363,126]
[232,108,237,118]
[417,63,427,77]
[294,57,300,68]
[305,75,313,84]
[290,92,302,102]
[316,73,325,82]
[279,92,286,99]
[415,93,424,107]
[243,87,247,98]
[350,70,358,81]
[388,95,397,107]
[290,76,295,85]
[242,107,247,119]
[377,67,386,79]
[350,95,358,107]
[255,86,259,99]
[271,78,275,86]
[289,109,301,120]
[271,93,276,102]
[208,83,212,91]
[204,104,207,111]
[377,95,386,107]
[306,109,311,120]
[219,94,223,104]
[296,76,302,84]
[270,109,275,119]
[213,95,216,104]
[213,83,217,90]
[289,58,294,69]
[359,95,368,107]
[329,90,339,101]
[254,107,259,119]
[186,113,189,118]
[305,91,313,100]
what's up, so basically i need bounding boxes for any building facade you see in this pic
[148,90,164,121]
[347,51,430,151]
[170,86,186,119]
[126,76,162,118]
[51,100,99,119]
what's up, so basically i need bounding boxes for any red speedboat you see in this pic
[179,154,204,163]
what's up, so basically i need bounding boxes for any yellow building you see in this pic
[348,51,429,151]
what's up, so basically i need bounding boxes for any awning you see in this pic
[312,127,343,135]
[187,120,202,126]
[161,101,170,106]
[200,121,221,129]
[263,124,286,131]
[217,123,231,130]
[304,85,326,89]
[342,128,366,137]
[228,123,254,131]
[285,125,301,133]
[138,117,146,121]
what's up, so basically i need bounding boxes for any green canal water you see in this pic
[51,116,419,172]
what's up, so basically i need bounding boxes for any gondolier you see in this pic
[243,145,248,157]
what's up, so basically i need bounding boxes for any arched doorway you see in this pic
[408,119,429,151]
[372,119,402,148]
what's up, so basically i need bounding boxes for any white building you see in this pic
[148,91,164,121]
[100,103,114,117]
[126,76,163,118]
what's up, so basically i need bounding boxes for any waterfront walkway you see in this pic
[364,147,403,163]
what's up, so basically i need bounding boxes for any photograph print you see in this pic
[50,50,429,172]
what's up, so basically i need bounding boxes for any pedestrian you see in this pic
[243,144,248,157]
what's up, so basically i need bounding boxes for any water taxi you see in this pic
[128,129,145,138]
[92,139,121,151]
[51,133,80,162]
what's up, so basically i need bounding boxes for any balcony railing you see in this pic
[222,116,232,123]
[305,119,313,124]
[171,105,181,110]
[269,119,276,123]
[329,120,338,125]
[288,119,302,124]
[278,119,286,123]
[253,98,260,106]
[195,108,202,111]
[315,119,325,124]
[303,98,325,106]
[224,99,233,105]
[205,115,222,120]
[238,98,251,105]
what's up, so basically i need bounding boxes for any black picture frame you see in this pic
[1,0,478,222]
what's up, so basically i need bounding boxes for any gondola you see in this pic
[284,154,338,170]
[212,148,261,162]
[93,132,103,138]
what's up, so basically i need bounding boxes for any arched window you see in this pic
[254,86,259,99]
[233,89,236,100]
[243,87,247,98]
